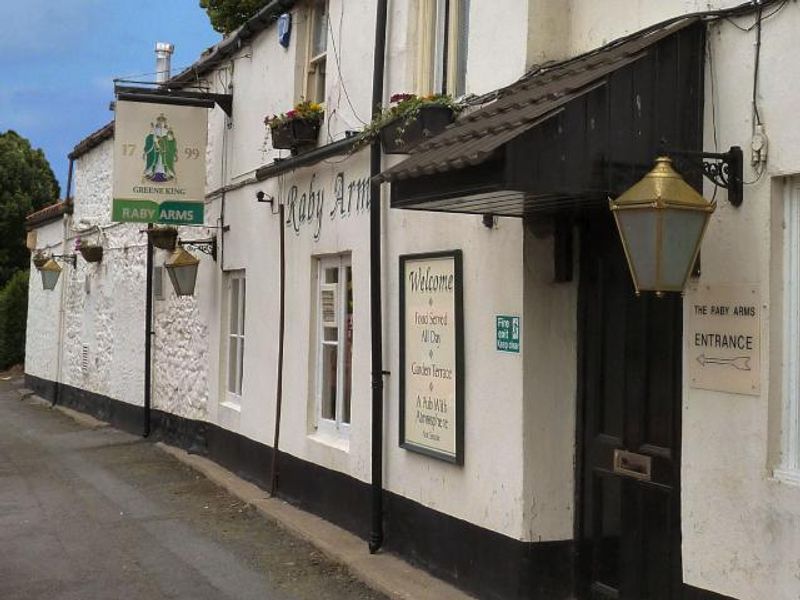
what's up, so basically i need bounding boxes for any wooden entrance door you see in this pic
[578,215,682,599]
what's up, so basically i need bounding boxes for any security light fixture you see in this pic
[164,247,200,296]
[610,156,716,296]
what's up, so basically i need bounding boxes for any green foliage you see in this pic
[356,93,463,149]
[199,0,271,34]
[0,131,60,286]
[0,270,29,369]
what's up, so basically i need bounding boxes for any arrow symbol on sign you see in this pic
[696,354,752,371]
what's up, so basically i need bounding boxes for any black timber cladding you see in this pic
[381,18,705,218]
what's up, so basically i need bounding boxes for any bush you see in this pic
[0,270,29,369]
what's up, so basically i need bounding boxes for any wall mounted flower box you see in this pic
[78,245,103,263]
[379,105,455,154]
[270,119,321,150]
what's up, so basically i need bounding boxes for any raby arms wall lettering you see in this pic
[284,171,370,240]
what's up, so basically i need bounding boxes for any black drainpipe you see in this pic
[369,0,388,555]
[143,226,153,437]
[270,201,286,495]
[53,157,75,408]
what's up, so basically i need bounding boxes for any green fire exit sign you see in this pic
[496,315,520,353]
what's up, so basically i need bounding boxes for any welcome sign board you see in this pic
[112,100,207,225]
[399,250,464,464]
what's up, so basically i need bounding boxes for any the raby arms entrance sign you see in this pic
[399,250,464,464]
[112,100,207,225]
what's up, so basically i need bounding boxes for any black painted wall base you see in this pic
[24,374,739,600]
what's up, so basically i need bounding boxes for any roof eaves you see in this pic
[25,198,73,229]
[169,0,297,87]
[69,122,114,160]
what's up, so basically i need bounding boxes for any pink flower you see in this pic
[390,93,415,103]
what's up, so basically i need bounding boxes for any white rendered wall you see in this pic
[25,219,66,382]
[679,13,800,600]
[522,229,578,542]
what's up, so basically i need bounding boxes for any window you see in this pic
[416,0,469,97]
[153,266,164,301]
[305,0,328,104]
[226,271,246,403]
[780,181,800,484]
[314,255,352,435]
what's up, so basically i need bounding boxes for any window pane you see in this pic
[237,338,245,395]
[312,0,328,57]
[228,337,239,394]
[342,265,353,424]
[240,279,246,335]
[229,279,239,334]
[325,266,338,284]
[321,344,337,420]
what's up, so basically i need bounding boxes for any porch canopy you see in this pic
[377,17,705,219]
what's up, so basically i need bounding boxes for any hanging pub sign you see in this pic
[399,250,464,464]
[112,100,207,225]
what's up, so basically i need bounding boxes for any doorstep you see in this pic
[20,387,473,600]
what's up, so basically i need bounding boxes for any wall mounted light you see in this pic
[610,157,716,295]
[610,147,743,296]
[163,237,217,296]
[164,247,200,296]
[36,254,77,291]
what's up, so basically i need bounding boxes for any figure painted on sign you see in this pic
[143,114,178,182]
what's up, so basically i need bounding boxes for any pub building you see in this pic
[23,2,800,599]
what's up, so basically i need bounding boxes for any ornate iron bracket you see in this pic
[180,238,217,262]
[52,254,77,267]
[665,146,744,207]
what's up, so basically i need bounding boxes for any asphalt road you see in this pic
[0,377,386,600]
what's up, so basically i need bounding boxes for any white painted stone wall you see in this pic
[25,219,66,383]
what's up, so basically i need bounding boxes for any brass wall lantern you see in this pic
[163,237,217,296]
[610,147,743,295]
[36,254,77,291]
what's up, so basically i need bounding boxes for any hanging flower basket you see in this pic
[78,244,103,263]
[32,252,49,269]
[265,101,324,151]
[148,226,179,250]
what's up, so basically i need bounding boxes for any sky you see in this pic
[0,0,221,196]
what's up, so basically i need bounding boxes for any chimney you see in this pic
[155,42,175,83]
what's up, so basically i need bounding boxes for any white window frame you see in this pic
[304,0,328,105]
[416,0,469,97]
[778,180,800,485]
[313,255,352,437]
[225,271,246,407]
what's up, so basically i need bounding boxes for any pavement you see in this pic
[2,377,471,600]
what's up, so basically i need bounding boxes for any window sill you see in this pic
[308,429,350,453]
[220,399,241,413]
[772,468,800,487]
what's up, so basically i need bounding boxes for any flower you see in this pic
[355,92,464,149]
[264,100,325,128]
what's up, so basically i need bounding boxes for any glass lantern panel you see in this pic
[167,264,198,296]
[615,209,658,290]
[659,208,708,290]
[41,269,60,291]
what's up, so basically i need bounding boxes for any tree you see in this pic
[199,0,271,34]
[0,131,60,286]
[0,270,29,369]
